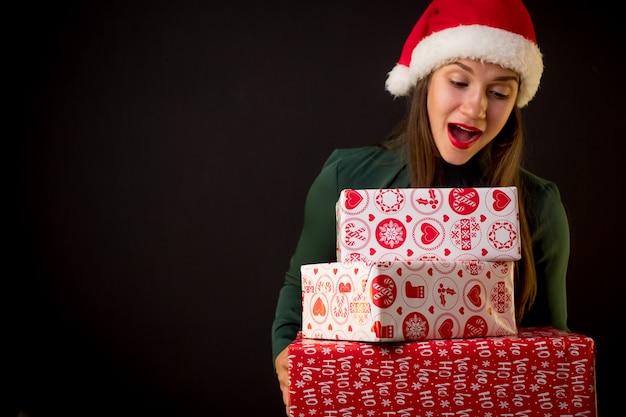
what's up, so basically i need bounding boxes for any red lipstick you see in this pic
[447,123,483,149]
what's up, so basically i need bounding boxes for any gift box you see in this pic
[336,187,521,263]
[288,327,597,417]
[301,259,517,342]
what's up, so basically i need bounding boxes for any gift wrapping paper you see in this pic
[301,259,517,342]
[336,187,521,264]
[288,327,597,417]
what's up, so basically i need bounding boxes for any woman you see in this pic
[271,0,570,413]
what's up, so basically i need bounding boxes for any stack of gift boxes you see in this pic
[288,187,597,416]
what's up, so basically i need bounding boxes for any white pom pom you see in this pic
[385,64,414,97]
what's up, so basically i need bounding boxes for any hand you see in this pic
[275,346,290,416]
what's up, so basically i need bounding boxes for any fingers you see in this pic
[275,347,290,415]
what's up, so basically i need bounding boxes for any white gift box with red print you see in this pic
[336,187,521,264]
[288,327,597,417]
[301,259,517,342]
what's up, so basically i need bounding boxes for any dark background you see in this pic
[10,1,623,416]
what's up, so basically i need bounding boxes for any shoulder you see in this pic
[323,145,401,166]
[519,168,563,201]
[320,145,409,190]
[519,168,567,223]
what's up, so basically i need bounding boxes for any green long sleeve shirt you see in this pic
[271,145,570,363]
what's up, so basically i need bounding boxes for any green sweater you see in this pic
[271,145,570,362]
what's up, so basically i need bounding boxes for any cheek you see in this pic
[427,89,452,123]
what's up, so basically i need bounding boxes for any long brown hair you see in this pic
[381,74,537,325]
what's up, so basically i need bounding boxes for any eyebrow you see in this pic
[450,61,520,83]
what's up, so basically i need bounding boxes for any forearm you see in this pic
[271,284,302,364]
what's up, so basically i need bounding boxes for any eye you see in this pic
[450,79,468,88]
[488,88,511,100]
[490,90,509,99]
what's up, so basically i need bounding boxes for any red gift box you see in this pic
[288,327,597,416]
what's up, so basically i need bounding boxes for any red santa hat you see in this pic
[385,0,543,107]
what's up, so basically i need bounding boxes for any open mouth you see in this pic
[448,123,482,149]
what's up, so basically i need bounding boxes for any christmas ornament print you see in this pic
[336,187,521,263]
[301,259,516,342]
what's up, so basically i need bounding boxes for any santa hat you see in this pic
[385,0,543,107]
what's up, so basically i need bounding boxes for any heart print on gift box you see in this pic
[301,259,517,342]
[336,187,521,263]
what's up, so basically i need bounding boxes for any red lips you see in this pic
[448,123,482,149]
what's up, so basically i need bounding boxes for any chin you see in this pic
[441,153,474,166]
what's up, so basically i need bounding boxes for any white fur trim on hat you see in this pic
[386,24,543,107]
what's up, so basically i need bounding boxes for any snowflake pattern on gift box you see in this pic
[289,328,597,417]
[302,260,517,342]
[375,218,406,249]
[337,187,521,262]
[402,311,429,340]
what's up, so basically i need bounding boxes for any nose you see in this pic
[460,89,487,119]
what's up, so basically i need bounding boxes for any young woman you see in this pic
[271,0,570,413]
